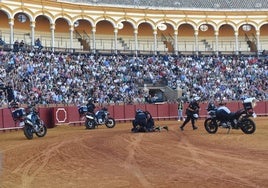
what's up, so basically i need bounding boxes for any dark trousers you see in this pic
[181,114,196,129]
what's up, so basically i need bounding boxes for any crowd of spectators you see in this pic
[0,49,267,107]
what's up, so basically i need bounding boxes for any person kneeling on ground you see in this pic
[131,109,168,133]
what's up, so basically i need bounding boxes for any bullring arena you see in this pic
[0,0,268,188]
[1,117,268,188]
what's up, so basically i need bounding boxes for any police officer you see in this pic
[144,110,155,131]
[132,109,147,132]
[179,96,200,131]
[86,97,95,114]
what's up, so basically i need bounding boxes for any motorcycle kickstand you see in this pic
[226,126,232,134]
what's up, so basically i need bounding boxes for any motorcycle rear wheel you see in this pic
[240,118,256,134]
[204,118,218,134]
[105,118,116,128]
[85,119,95,129]
[23,125,34,140]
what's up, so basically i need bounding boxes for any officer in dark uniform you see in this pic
[86,97,96,114]
[132,109,168,132]
[144,110,155,131]
[179,96,200,131]
[132,109,147,132]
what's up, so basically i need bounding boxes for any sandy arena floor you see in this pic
[0,117,268,188]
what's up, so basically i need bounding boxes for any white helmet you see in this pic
[193,113,199,119]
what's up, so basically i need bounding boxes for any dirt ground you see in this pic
[0,117,268,188]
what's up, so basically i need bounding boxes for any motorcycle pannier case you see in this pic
[12,108,26,119]
[78,106,88,115]
[243,102,252,110]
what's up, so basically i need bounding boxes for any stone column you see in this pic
[256,30,260,55]
[134,28,138,56]
[9,18,14,48]
[194,30,199,55]
[215,31,219,56]
[114,28,118,54]
[92,27,96,54]
[30,21,35,46]
[234,31,239,55]
[174,30,178,55]
[50,23,55,52]
[69,25,74,50]
[153,29,157,55]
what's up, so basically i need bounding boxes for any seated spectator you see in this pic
[0,38,5,46]
[34,38,43,50]
[19,40,25,50]
[13,40,19,52]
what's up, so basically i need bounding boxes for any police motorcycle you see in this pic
[78,106,116,129]
[204,98,257,134]
[10,102,47,139]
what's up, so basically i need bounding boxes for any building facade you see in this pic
[0,0,268,55]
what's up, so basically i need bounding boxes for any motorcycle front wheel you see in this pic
[23,124,34,140]
[204,118,218,134]
[240,118,256,134]
[105,118,116,128]
[85,119,95,129]
[35,123,47,137]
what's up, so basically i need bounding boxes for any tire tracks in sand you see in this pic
[122,134,152,188]
[11,136,83,188]
[177,131,260,188]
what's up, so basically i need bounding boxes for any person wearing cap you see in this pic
[179,96,200,131]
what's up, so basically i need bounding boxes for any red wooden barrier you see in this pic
[2,108,16,129]
[145,104,158,118]
[252,101,267,116]
[1,101,268,132]
[0,108,3,129]
[53,106,68,125]
[112,105,125,121]
[135,104,146,112]
[156,103,170,120]
[199,102,208,118]
[227,102,240,112]
[67,106,81,125]
[39,107,54,128]
[124,105,136,121]
[168,103,178,119]
[106,105,115,120]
